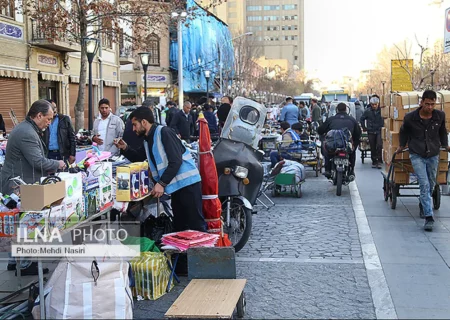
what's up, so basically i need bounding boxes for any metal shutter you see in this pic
[0,77,26,133]
[103,86,117,114]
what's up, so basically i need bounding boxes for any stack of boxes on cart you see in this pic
[381,91,450,184]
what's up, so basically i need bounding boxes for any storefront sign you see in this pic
[37,54,57,66]
[140,87,165,97]
[0,22,23,40]
[142,74,167,83]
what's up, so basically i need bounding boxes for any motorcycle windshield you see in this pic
[220,97,267,150]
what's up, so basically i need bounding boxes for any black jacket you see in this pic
[169,110,194,141]
[43,114,76,158]
[399,108,448,158]
[122,124,185,187]
[165,107,178,126]
[360,107,384,133]
[318,112,362,147]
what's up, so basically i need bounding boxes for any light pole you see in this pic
[139,52,151,103]
[381,81,386,106]
[430,69,436,89]
[172,11,187,109]
[83,37,99,131]
[204,70,211,104]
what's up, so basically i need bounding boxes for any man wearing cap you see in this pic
[360,96,384,168]
[280,97,299,126]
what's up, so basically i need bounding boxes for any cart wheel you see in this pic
[296,185,302,198]
[237,292,246,318]
[383,179,389,202]
[272,186,279,197]
[390,184,399,209]
[433,185,441,210]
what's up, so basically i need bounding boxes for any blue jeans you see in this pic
[270,151,293,167]
[410,154,439,218]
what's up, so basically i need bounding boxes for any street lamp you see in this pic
[430,69,436,89]
[381,81,386,106]
[172,11,187,109]
[139,52,151,102]
[204,70,211,104]
[83,37,99,131]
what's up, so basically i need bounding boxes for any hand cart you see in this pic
[271,172,305,198]
[359,131,371,164]
[260,135,279,159]
[299,134,323,177]
[381,148,443,211]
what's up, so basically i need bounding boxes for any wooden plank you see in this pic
[165,279,246,319]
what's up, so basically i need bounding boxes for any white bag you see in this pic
[32,257,133,319]
[280,160,305,183]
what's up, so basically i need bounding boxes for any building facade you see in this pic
[0,1,121,132]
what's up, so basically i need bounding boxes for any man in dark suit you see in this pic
[169,101,194,142]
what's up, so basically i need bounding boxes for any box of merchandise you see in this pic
[392,105,419,121]
[116,163,141,202]
[0,209,20,237]
[63,196,84,228]
[47,204,66,233]
[381,128,386,140]
[20,181,66,211]
[18,209,49,239]
[384,118,393,132]
[439,161,449,172]
[393,172,410,184]
[381,106,389,118]
[54,172,83,200]
[435,91,450,117]
[389,131,400,147]
[139,162,150,196]
[440,150,449,161]
[83,188,100,218]
[437,171,448,184]
[392,92,421,107]
[393,120,403,132]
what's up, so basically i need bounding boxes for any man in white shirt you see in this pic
[92,98,124,155]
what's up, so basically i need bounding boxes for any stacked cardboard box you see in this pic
[380,92,449,184]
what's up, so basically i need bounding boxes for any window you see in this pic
[247,16,262,21]
[282,26,286,31]
[247,25,262,31]
[291,35,298,40]
[293,25,298,30]
[283,4,297,10]
[294,56,298,61]
[240,106,260,125]
[228,1,236,8]
[228,12,237,18]
[292,15,298,20]
[247,5,262,11]
[264,5,279,10]
[146,34,160,66]
[267,26,279,31]
[284,36,288,41]
[264,15,279,21]
[1,1,14,18]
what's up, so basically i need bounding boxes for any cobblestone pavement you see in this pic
[134,172,376,319]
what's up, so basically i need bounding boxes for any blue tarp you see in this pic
[169,0,234,93]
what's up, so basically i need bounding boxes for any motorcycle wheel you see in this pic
[222,198,252,253]
[336,171,343,196]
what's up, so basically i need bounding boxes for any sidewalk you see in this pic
[355,154,450,319]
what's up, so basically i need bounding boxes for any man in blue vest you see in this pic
[115,107,207,232]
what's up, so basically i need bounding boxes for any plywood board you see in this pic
[165,279,246,319]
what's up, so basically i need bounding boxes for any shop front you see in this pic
[69,76,99,130]
[0,68,31,132]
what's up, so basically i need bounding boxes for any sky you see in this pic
[304,0,446,86]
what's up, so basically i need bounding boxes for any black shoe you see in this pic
[7,263,16,271]
[15,262,49,276]
[424,217,434,231]
[372,163,377,168]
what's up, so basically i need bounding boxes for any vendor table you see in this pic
[13,207,113,320]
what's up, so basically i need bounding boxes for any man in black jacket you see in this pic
[170,101,194,142]
[318,103,362,178]
[44,100,76,163]
[165,101,178,126]
[360,96,384,168]
[398,90,450,231]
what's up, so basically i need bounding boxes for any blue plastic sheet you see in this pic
[170,0,234,94]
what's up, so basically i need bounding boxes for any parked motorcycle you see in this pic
[213,97,266,252]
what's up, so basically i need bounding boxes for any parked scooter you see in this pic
[213,97,266,252]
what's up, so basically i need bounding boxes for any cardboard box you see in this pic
[83,188,100,218]
[381,128,386,140]
[130,163,141,200]
[392,92,421,107]
[394,172,409,184]
[0,210,20,237]
[439,161,449,171]
[393,120,403,132]
[47,204,66,233]
[389,131,400,147]
[440,150,449,161]
[392,105,419,121]
[437,171,448,184]
[139,162,150,196]
[384,118,393,132]
[19,210,49,239]
[381,106,389,118]
[20,181,66,211]
[116,163,141,202]
[63,196,84,228]
[54,172,83,200]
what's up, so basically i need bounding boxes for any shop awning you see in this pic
[0,67,31,79]
[69,75,100,86]
[40,72,66,82]
[104,80,121,87]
